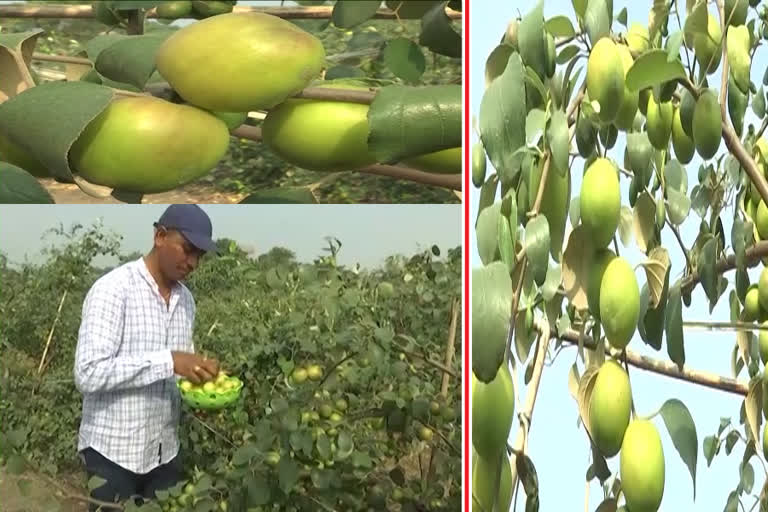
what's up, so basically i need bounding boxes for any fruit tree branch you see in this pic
[716,0,768,208]
[557,328,749,395]
[680,241,768,295]
[229,126,461,191]
[0,4,462,20]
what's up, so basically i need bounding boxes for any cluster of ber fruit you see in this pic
[179,370,239,395]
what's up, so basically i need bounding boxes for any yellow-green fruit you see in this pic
[580,158,620,249]
[261,82,377,172]
[694,14,722,74]
[759,267,768,312]
[307,365,323,380]
[529,159,571,261]
[402,147,461,175]
[545,32,556,78]
[620,420,665,512]
[679,88,696,137]
[671,107,695,164]
[209,111,248,131]
[645,94,673,150]
[615,44,639,132]
[156,0,192,18]
[763,422,768,460]
[727,24,752,94]
[587,37,625,124]
[626,23,651,55]
[755,138,768,166]
[472,453,513,512]
[68,96,229,193]
[155,12,325,111]
[0,131,49,177]
[725,0,748,27]
[692,90,722,160]
[587,248,617,321]
[292,367,308,383]
[759,321,768,364]
[757,200,768,239]
[589,360,632,458]
[600,257,640,349]
[638,88,651,116]
[729,73,749,137]
[472,366,515,459]
[472,141,487,187]
[745,284,761,321]
[192,1,233,18]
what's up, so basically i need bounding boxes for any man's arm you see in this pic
[74,280,174,394]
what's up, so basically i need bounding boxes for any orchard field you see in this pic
[0,223,462,511]
[0,1,462,204]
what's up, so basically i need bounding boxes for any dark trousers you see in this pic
[81,447,183,511]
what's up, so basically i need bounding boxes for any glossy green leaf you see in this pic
[472,262,513,383]
[546,15,576,37]
[518,0,547,79]
[418,1,462,58]
[585,0,612,45]
[658,398,697,499]
[548,108,569,177]
[626,50,686,91]
[331,1,380,28]
[383,37,426,83]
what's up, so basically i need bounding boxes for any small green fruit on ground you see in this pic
[587,249,617,321]
[621,419,665,512]
[402,147,461,175]
[472,366,514,459]
[589,360,632,458]
[600,257,640,350]
[68,96,229,193]
[580,158,620,249]
[155,12,325,111]
[671,107,694,164]
[645,94,673,150]
[693,89,722,160]
[759,267,768,312]
[587,37,625,124]
[472,452,513,512]
[261,82,377,172]
[745,284,761,321]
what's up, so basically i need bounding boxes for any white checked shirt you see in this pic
[74,257,196,474]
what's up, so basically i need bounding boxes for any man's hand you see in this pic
[171,351,220,384]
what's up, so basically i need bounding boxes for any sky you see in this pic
[0,204,461,268]
[470,1,768,511]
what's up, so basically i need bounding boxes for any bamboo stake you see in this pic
[37,289,68,375]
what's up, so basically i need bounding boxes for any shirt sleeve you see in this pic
[74,278,174,394]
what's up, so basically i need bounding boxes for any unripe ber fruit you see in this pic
[68,96,230,193]
[472,141,487,187]
[587,38,625,124]
[529,159,571,261]
[759,267,768,312]
[693,89,722,160]
[626,23,650,55]
[156,0,192,19]
[614,45,639,132]
[472,452,513,512]
[600,257,640,349]
[671,107,695,164]
[402,147,461,175]
[587,248,617,321]
[694,14,722,74]
[759,321,768,364]
[155,12,325,111]
[472,366,514,459]
[292,367,308,383]
[725,0,748,28]
[620,420,665,512]
[261,82,377,172]
[580,158,620,249]
[645,94,673,150]
[589,360,632,458]
[745,284,761,321]
[757,200,768,239]
[679,88,696,137]
[307,365,323,380]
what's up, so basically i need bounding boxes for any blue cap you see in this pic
[155,204,218,253]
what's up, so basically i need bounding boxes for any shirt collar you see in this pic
[135,257,182,306]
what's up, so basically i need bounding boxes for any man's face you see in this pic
[154,227,205,282]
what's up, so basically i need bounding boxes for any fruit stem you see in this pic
[666,217,693,272]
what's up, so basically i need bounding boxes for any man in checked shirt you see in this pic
[74,204,221,510]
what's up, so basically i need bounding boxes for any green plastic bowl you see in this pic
[177,377,243,410]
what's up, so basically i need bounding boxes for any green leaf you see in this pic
[331,0,380,28]
[485,44,515,88]
[556,45,581,65]
[699,237,719,309]
[665,280,685,367]
[573,0,588,19]
[336,431,354,459]
[754,86,766,118]
[626,132,654,185]
[246,475,270,506]
[740,461,754,494]
[585,0,612,45]
[542,263,562,301]
[232,443,259,466]
[666,30,683,62]
[94,34,170,90]
[548,109,569,177]
[0,163,55,203]
[277,457,300,494]
[745,376,763,444]
[545,15,576,37]
[725,430,739,454]
[525,214,551,285]
[239,187,318,204]
[0,81,114,182]
[518,0,547,79]
[616,6,627,27]
[477,174,499,225]
[479,53,527,182]
[526,109,547,146]
[367,84,461,163]
[472,262,513,383]
[633,191,656,253]
[643,247,670,308]
[561,225,592,311]
[6,455,25,475]
[418,1,462,58]
[703,435,718,466]
[516,453,540,500]
[659,398,697,499]
[619,205,633,247]
[725,490,739,512]
[476,201,502,264]
[498,212,516,273]
[625,50,686,91]
[382,38,426,83]
[683,0,708,45]
[667,188,691,225]
[515,309,536,363]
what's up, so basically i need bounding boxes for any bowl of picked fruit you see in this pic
[177,371,243,410]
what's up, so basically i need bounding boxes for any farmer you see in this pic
[73,204,221,511]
